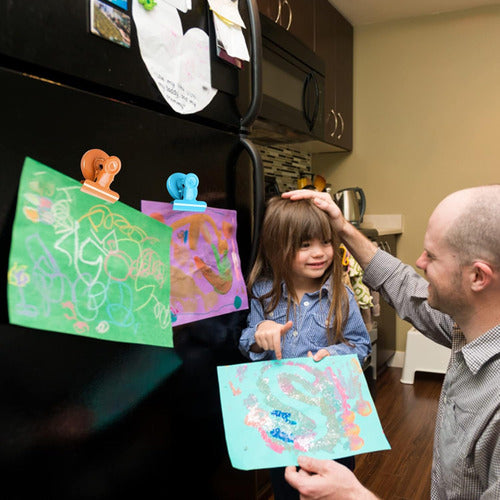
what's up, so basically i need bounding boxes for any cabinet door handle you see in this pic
[274,0,282,23]
[337,112,344,139]
[282,0,292,30]
[329,108,338,138]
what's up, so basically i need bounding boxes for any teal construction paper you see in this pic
[217,355,390,470]
[7,157,173,347]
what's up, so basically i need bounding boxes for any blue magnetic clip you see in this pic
[166,173,207,212]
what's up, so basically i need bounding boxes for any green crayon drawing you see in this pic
[7,157,173,347]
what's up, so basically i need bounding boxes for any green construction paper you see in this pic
[7,157,173,347]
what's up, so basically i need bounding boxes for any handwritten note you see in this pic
[132,0,217,114]
[7,158,173,347]
[217,355,390,470]
[141,200,248,326]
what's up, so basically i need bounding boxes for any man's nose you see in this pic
[415,252,426,270]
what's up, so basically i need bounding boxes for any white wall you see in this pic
[313,5,500,350]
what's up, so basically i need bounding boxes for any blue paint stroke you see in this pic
[269,427,294,443]
[271,409,297,425]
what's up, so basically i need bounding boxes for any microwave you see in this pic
[249,14,327,149]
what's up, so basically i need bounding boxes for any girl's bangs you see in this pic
[294,203,334,243]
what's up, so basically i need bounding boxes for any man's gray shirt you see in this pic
[363,250,500,499]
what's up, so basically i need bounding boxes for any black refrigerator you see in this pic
[0,1,264,498]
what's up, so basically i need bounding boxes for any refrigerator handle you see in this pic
[239,136,264,274]
[240,0,262,133]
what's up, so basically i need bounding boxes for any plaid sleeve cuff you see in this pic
[363,248,402,289]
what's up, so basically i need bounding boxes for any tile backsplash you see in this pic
[258,145,312,193]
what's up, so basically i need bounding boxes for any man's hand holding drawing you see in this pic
[285,456,379,500]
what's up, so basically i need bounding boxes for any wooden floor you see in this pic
[354,367,444,500]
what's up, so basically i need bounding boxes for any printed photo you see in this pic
[90,0,131,48]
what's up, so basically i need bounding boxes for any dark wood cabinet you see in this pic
[257,0,314,49]
[314,0,353,150]
[257,0,279,20]
[256,0,353,151]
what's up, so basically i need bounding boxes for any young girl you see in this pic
[239,196,371,500]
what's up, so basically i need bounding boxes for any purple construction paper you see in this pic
[141,200,248,326]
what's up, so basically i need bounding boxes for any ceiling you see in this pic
[328,0,500,26]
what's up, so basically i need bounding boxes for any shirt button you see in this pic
[304,301,310,307]
[293,330,298,337]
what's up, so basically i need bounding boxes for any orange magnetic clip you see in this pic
[80,149,121,203]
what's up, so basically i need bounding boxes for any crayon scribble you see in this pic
[8,160,172,347]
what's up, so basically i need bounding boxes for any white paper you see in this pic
[133,0,217,114]
[161,0,191,13]
[213,13,249,61]
[208,0,245,28]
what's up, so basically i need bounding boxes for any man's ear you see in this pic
[470,261,494,292]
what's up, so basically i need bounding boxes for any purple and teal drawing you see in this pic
[141,200,248,326]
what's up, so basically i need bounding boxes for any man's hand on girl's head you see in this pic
[282,190,346,233]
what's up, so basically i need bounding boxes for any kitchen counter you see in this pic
[360,214,403,236]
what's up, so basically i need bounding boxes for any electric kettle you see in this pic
[333,187,366,226]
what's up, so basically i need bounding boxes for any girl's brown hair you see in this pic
[247,196,349,345]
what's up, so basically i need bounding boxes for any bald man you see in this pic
[282,186,500,500]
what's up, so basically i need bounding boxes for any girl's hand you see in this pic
[307,349,330,362]
[254,320,293,360]
[282,190,345,229]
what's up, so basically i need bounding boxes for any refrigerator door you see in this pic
[0,0,256,131]
[0,66,260,498]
